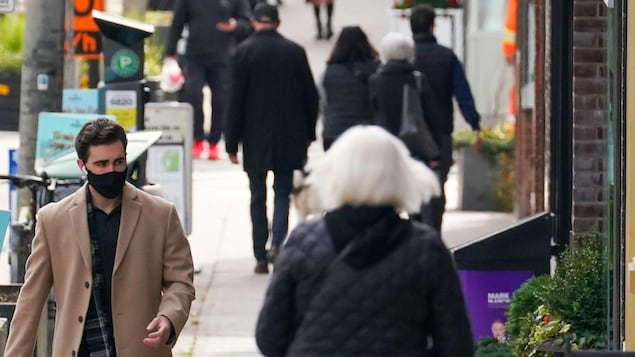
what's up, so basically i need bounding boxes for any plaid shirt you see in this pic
[81,189,116,357]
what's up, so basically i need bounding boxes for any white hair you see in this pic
[380,32,415,63]
[305,125,440,214]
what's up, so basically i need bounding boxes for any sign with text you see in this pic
[74,0,103,32]
[105,90,137,131]
[71,31,102,59]
[35,112,113,174]
[458,270,534,343]
[66,0,104,58]
[0,0,14,13]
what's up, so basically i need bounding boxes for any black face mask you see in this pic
[86,168,127,199]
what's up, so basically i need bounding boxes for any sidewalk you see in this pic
[0,134,515,356]
[170,142,515,356]
[0,1,517,355]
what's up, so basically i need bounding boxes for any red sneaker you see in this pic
[208,143,219,160]
[192,140,204,159]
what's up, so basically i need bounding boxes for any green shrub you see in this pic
[506,274,552,356]
[505,233,609,355]
[544,233,608,349]
[0,13,25,73]
[475,337,512,357]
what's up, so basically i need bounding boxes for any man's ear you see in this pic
[77,159,87,175]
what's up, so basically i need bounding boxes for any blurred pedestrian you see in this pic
[165,0,252,160]
[307,0,334,39]
[369,31,441,168]
[320,25,379,150]
[256,125,473,357]
[225,3,319,274]
[249,0,282,8]
[410,4,481,231]
[4,118,195,356]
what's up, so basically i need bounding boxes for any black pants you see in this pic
[419,134,452,231]
[184,56,229,144]
[247,170,293,261]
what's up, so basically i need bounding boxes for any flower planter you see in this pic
[456,146,503,211]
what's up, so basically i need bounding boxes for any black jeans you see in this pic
[184,56,229,144]
[418,134,453,231]
[247,170,293,261]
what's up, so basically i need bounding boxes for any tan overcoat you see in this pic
[4,182,195,356]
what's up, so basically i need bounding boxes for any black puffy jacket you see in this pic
[321,59,380,143]
[256,206,474,357]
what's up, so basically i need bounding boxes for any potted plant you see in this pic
[453,125,515,212]
[505,233,609,356]
[0,13,25,131]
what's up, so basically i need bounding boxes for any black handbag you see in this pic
[398,71,440,161]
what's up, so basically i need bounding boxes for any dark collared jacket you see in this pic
[225,29,319,173]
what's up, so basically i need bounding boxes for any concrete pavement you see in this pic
[0,0,516,355]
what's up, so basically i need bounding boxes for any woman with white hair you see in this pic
[255,125,473,357]
[369,31,442,169]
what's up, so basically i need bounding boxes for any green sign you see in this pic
[110,48,140,78]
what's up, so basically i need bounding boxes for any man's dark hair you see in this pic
[410,4,436,35]
[327,26,378,64]
[75,118,128,163]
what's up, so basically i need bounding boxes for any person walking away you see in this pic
[306,0,334,40]
[165,0,252,160]
[369,31,442,169]
[410,4,481,231]
[4,118,195,356]
[320,25,379,151]
[225,3,319,274]
[255,125,473,356]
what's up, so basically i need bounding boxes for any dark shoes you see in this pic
[266,245,280,264]
[254,260,269,274]
[254,245,281,274]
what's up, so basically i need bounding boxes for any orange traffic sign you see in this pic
[74,0,104,32]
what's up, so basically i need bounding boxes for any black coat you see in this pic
[256,206,474,357]
[225,29,319,173]
[321,59,380,142]
[369,60,443,146]
[166,0,252,61]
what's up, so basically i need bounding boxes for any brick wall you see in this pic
[514,0,546,218]
[571,0,609,234]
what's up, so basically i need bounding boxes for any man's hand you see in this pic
[228,153,240,165]
[217,18,237,32]
[471,130,481,152]
[143,315,172,347]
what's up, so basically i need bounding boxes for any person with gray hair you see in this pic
[255,125,473,357]
[369,32,443,228]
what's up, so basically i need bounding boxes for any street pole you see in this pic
[17,1,65,355]
[18,0,65,178]
[64,0,76,88]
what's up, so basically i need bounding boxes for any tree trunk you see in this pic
[18,0,65,178]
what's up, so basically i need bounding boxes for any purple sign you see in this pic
[458,270,533,342]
